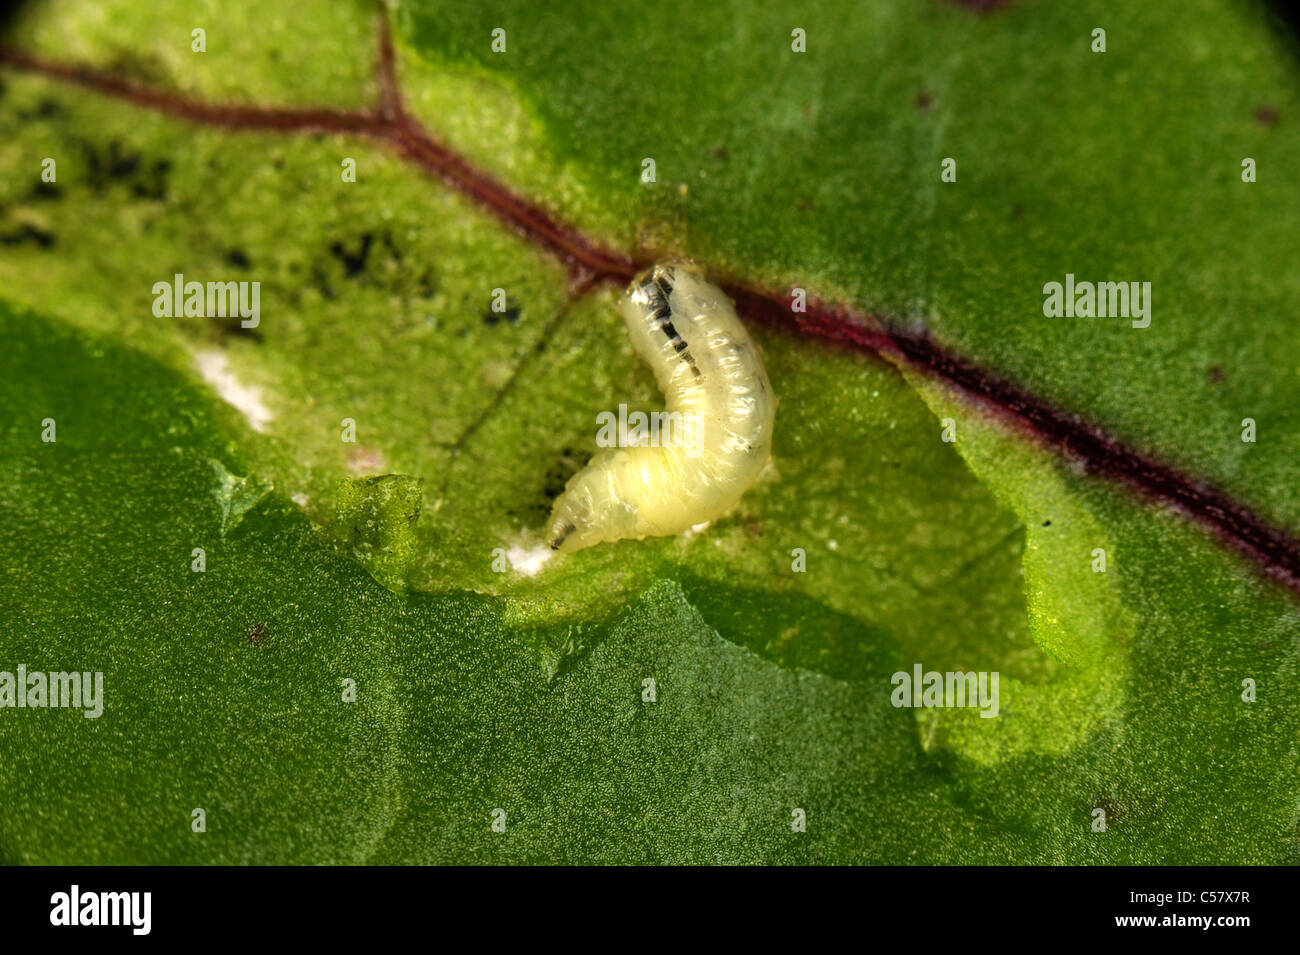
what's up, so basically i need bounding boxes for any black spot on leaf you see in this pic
[76,139,170,200]
[213,316,264,344]
[0,223,55,248]
[329,233,374,278]
[484,300,522,325]
[17,98,63,120]
[29,182,62,201]
[543,447,585,499]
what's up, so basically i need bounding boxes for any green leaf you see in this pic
[1,0,1297,863]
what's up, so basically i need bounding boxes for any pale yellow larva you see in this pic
[546,263,775,552]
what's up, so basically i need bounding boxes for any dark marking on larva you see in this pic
[643,280,703,378]
[660,321,701,378]
[224,247,252,269]
[637,270,675,322]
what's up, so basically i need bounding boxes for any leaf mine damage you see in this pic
[3,8,1299,596]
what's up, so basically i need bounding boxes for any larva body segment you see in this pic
[547,264,775,552]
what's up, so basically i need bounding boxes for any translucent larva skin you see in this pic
[547,263,775,551]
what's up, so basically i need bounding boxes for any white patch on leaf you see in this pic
[193,350,272,432]
[507,543,553,577]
